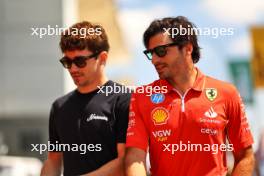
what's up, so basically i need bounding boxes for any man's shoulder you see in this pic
[134,79,160,90]
[204,75,238,96]
[52,90,77,108]
[132,79,162,98]
[109,80,125,87]
[100,80,131,110]
[107,80,132,96]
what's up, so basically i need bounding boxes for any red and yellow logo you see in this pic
[151,107,169,125]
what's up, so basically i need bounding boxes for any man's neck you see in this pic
[167,66,197,96]
[77,75,108,94]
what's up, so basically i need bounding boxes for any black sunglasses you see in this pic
[143,42,179,60]
[59,52,99,69]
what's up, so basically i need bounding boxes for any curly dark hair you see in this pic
[60,21,109,54]
[143,16,201,63]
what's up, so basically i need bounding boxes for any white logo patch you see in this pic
[204,107,218,118]
[87,114,108,122]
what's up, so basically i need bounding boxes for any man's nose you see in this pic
[69,63,79,72]
[151,53,161,65]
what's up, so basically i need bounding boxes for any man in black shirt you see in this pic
[40,21,131,176]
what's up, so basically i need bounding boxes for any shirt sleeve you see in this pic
[126,93,149,152]
[114,93,131,143]
[49,101,61,151]
[226,86,254,153]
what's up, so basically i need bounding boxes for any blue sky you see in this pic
[107,0,264,86]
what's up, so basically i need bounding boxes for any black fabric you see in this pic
[48,80,131,176]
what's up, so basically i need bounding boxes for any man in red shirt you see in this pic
[125,16,255,176]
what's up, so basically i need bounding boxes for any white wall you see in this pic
[0,0,64,117]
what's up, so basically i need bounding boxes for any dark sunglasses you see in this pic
[59,52,99,69]
[143,42,179,60]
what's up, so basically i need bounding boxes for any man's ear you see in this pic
[98,51,108,65]
[183,43,193,57]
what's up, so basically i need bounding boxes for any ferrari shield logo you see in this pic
[205,88,217,101]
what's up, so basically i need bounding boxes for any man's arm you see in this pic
[82,143,126,176]
[232,146,255,176]
[125,147,147,176]
[40,152,63,176]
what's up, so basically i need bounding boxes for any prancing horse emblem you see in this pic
[205,88,217,101]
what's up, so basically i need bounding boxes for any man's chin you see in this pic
[74,80,90,87]
[73,80,83,87]
[158,73,166,79]
[159,73,172,81]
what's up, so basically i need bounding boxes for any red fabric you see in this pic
[126,68,254,176]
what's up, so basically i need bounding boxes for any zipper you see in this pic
[173,88,191,112]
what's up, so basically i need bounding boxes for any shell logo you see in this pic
[151,107,169,125]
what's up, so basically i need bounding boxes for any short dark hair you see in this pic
[143,16,201,63]
[60,21,109,54]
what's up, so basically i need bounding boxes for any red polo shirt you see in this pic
[126,68,253,176]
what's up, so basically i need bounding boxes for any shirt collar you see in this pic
[192,68,206,91]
